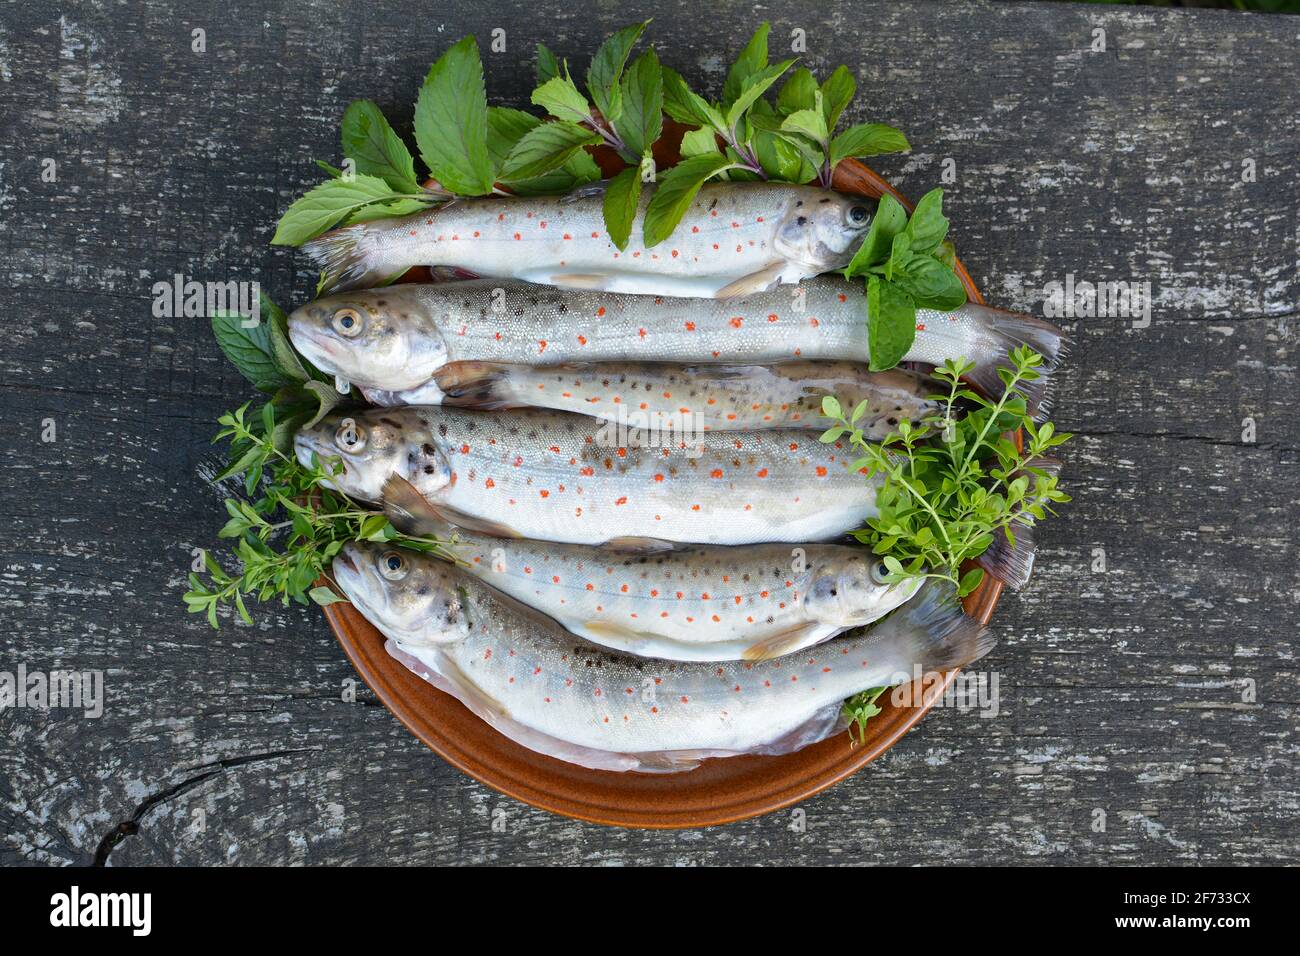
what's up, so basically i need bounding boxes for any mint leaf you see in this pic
[499,120,601,182]
[340,99,421,193]
[902,187,949,254]
[843,192,907,278]
[661,67,725,131]
[614,48,663,160]
[642,153,736,247]
[271,174,414,246]
[725,58,794,130]
[531,74,592,125]
[866,275,917,371]
[586,21,648,124]
[508,151,601,196]
[781,107,829,147]
[414,36,494,196]
[892,255,967,311]
[829,123,910,168]
[679,126,721,158]
[776,67,818,116]
[603,166,643,251]
[536,42,560,84]
[486,106,541,170]
[821,66,856,131]
[722,21,770,107]
[213,310,299,393]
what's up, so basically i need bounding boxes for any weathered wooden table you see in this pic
[1,0,1296,865]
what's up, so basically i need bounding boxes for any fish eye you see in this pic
[335,418,367,452]
[848,205,871,225]
[380,550,408,581]
[869,561,892,584]
[332,307,364,337]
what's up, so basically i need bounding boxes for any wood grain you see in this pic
[0,0,1295,865]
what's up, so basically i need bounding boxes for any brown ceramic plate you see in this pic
[322,147,1002,829]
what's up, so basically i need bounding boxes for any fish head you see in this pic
[802,553,923,627]
[333,542,471,647]
[287,291,449,392]
[293,408,451,501]
[773,191,875,272]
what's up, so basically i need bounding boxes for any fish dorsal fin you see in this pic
[382,473,521,539]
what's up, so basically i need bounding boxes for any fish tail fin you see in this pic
[432,362,526,411]
[964,306,1069,421]
[871,579,996,677]
[975,456,1062,590]
[304,208,435,292]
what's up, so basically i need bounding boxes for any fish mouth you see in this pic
[287,322,345,370]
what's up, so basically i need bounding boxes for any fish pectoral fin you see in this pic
[600,536,679,554]
[559,181,610,203]
[432,361,523,411]
[714,261,787,300]
[741,621,838,662]
[545,273,611,290]
[381,473,520,539]
[582,620,670,650]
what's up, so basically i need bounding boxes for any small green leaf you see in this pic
[829,123,910,168]
[642,153,736,247]
[902,187,949,254]
[271,174,415,246]
[531,74,592,125]
[679,126,721,158]
[309,586,351,607]
[486,106,541,171]
[781,107,829,146]
[340,100,421,193]
[499,121,601,182]
[536,42,560,84]
[892,254,967,311]
[821,395,842,420]
[866,275,917,371]
[776,67,818,116]
[613,48,663,159]
[725,58,795,130]
[586,20,648,124]
[842,192,907,278]
[414,36,494,196]
[722,21,770,107]
[661,67,725,131]
[958,567,985,597]
[820,66,856,131]
[602,166,643,251]
[213,311,299,393]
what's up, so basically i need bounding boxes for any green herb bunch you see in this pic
[188,296,448,627]
[820,345,1071,599]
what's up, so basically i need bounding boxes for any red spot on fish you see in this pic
[485,478,495,488]
[916,322,927,332]
[563,233,571,240]
[711,469,723,478]
[484,650,492,659]
[691,504,701,511]
[638,328,647,339]
[712,615,720,622]
[729,317,743,328]
[816,466,828,477]
[671,249,679,258]
[685,321,695,331]
[712,243,719,250]
[538,340,547,354]
[620,584,629,593]
[473,231,480,237]
[596,306,606,317]
[513,456,523,467]
[756,468,768,478]
[838,293,847,302]
[513,233,521,240]
[581,466,594,476]
[591,231,600,238]
[539,221,547,229]
[789,443,798,451]
[577,334,587,345]
[461,443,470,454]
[680,696,689,704]
[539,489,549,498]
[654,473,664,482]
[615,496,628,505]
[809,317,820,327]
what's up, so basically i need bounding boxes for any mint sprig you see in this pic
[841,187,965,370]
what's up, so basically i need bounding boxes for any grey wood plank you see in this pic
[0,0,1295,865]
